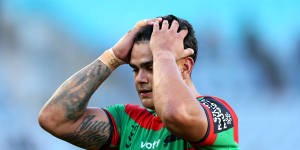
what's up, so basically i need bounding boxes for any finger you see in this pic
[178,29,188,39]
[182,48,194,58]
[135,19,147,28]
[135,18,162,28]
[146,17,162,25]
[161,20,169,30]
[170,20,179,32]
[153,21,159,33]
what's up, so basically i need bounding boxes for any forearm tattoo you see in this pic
[48,59,110,120]
[62,115,110,148]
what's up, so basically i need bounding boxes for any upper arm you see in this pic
[165,96,238,147]
[163,100,208,142]
[188,96,239,148]
[53,108,113,150]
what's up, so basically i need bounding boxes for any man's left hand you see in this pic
[149,20,194,60]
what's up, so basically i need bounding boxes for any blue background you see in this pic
[0,0,299,149]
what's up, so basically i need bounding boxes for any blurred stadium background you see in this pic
[0,0,299,149]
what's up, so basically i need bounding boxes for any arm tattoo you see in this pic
[62,115,111,148]
[47,59,111,120]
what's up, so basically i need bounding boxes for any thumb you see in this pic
[182,48,194,58]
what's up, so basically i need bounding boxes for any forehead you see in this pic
[130,42,153,66]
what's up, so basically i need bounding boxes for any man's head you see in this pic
[134,15,198,63]
[130,15,198,109]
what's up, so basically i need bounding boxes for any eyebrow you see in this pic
[129,60,153,68]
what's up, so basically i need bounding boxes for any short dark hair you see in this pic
[134,15,198,63]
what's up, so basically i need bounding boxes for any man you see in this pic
[38,15,239,150]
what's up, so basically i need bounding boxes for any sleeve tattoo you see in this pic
[62,115,111,148]
[42,59,112,148]
[48,59,110,120]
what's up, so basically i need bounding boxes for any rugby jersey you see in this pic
[102,96,239,150]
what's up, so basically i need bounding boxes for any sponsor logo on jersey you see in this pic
[141,139,160,149]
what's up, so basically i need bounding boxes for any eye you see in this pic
[147,65,153,71]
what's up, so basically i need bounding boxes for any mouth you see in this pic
[139,89,153,97]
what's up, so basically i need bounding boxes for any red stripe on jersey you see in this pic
[197,96,239,144]
[207,96,239,144]
[103,109,120,146]
[195,102,217,146]
[125,104,164,131]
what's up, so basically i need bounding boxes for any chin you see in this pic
[140,97,155,109]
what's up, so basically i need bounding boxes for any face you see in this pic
[130,41,155,109]
[130,41,191,109]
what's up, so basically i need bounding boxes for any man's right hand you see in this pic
[112,18,162,63]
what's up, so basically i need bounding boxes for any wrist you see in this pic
[152,50,176,61]
[98,48,125,71]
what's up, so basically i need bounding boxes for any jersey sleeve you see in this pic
[188,96,239,149]
[101,104,126,149]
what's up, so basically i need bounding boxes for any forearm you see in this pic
[153,52,201,125]
[41,56,111,123]
[150,19,207,141]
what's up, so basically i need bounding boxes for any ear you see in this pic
[181,57,194,79]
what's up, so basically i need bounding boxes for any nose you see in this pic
[135,69,148,83]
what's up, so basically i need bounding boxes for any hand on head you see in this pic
[111,18,162,63]
[150,19,194,60]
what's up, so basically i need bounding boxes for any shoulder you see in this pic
[104,104,156,125]
[197,96,237,119]
[197,96,238,132]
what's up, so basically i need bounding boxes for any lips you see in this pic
[139,89,152,97]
